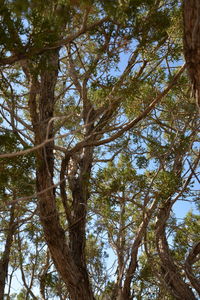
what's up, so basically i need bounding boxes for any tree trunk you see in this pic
[28,49,95,300]
[183,0,200,110]
[156,202,197,300]
[0,204,16,300]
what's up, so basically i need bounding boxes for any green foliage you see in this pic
[16,288,33,300]
[154,171,181,199]
[0,0,199,299]
[0,131,35,198]
[173,211,200,261]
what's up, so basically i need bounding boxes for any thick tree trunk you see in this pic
[183,0,200,110]
[67,146,95,299]
[28,50,95,300]
[0,205,15,300]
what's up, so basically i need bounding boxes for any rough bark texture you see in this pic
[0,205,16,300]
[156,202,197,300]
[183,0,200,110]
[28,50,95,300]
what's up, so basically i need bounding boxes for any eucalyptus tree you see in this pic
[0,1,199,300]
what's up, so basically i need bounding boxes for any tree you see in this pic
[183,0,200,111]
[0,131,34,298]
[0,1,199,299]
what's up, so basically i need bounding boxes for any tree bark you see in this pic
[118,196,160,300]
[156,202,197,300]
[0,204,16,300]
[184,241,200,297]
[183,0,200,111]
[28,49,95,300]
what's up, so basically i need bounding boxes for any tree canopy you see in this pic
[0,0,199,299]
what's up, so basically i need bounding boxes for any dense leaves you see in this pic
[0,0,199,299]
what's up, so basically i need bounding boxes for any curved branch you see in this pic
[185,241,200,296]
[156,202,196,300]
